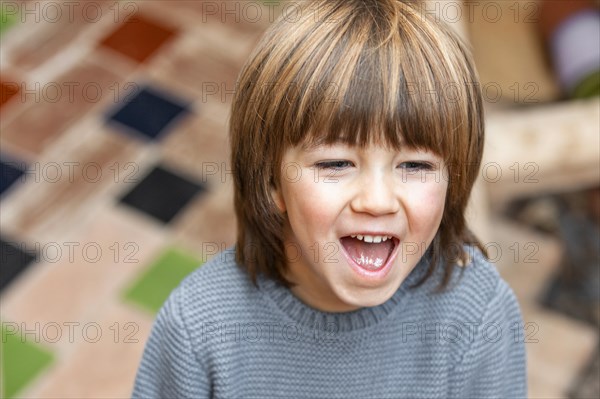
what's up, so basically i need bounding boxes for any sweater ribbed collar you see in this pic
[257,251,431,334]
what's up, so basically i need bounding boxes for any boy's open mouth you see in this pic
[339,234,398,271]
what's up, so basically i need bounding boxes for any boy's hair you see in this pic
[230,0,486,291]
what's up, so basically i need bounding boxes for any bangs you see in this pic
[230,0,486,291]
[252,1,478,159]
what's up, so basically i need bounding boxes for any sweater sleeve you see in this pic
[448,279,527,398]
[131,284,211,398]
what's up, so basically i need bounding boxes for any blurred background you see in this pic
[0,0,598,397]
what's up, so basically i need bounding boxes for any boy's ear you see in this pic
[270,185,286,213]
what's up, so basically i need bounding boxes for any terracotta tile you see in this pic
[0,77,20,108]
[166,0,273,33]
[0,128,142,239]
[0,205,165,337]
[9,1,115,71]
[148,24,253,95]
[161,108,230,182]
[99,14,177,64]
[173,182,237,257]
[152,48,239,103]
[160,107,235,252]
[1,61,123,156]
[27,303,153,399]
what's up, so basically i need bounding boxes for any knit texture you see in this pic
[132,247,527,398]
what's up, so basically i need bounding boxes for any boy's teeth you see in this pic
[349,234,392,243]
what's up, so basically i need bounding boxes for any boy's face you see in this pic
[271,142,448,312]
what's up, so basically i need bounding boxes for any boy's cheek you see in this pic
[404,182,447,210]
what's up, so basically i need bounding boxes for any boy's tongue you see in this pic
[340,236,394,271]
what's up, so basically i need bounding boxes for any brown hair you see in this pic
[230,0,486,291]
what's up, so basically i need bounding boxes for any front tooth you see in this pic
[373,236,382,243]
[364,235,374,243]
[357,235,363,240]
[351,235,356,238]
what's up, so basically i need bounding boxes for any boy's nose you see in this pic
[350,172,400,216]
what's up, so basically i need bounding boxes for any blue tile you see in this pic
[0,157,25,196]
[119,165,206,223]
[107,86,189,140]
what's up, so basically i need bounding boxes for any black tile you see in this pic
[119,165,205,223]
[107,86,189,140]
[1,239,37,291]
[1,157,25,196]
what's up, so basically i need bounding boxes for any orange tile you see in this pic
[0,77,20,108]
[99,14,177,64]
[1,61,123,156]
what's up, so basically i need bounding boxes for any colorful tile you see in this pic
[1,323,54,398]
[148,36,240,100]
[1,61,122,156]
[0,4,18,34]
[119,165,205,223]
[0,157,25,196]
[0,205,165,330]
[8,2,115,71]
[161,107,230,181]
[167,1,272,34]
[107,86,189,140]
[172,184,237,256]
[0,238,36,291]
[0,128,142,240]
[0,78,20,108]
[30,303,153,398]
[123,247,202,313]
[99,14,177,64]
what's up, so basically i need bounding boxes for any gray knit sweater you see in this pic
[132,247,527,398]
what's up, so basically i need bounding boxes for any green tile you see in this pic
[0,6,18,34]
[1,322,54,399]
[123,247,202,313]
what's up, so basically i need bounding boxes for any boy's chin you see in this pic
[333,278,402,309]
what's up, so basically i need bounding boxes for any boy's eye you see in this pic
[315,160,353,170]
[399,161,434,171]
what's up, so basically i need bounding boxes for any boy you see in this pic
[132,1,527,397]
